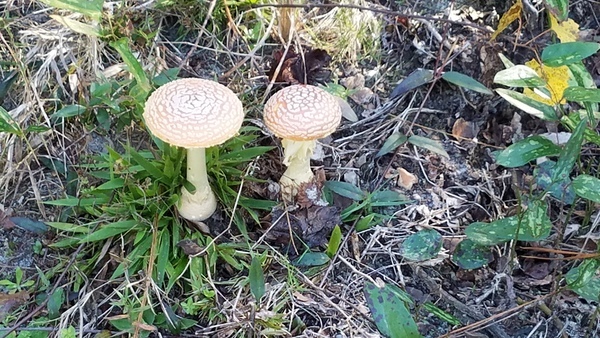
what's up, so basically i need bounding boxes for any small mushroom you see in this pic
[143,78,244,221]
[263,85,342,200]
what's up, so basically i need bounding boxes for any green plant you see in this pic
[0,267,34,293]
[452,35,600,299]
[323,181,410,231]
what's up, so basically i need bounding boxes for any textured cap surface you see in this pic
[263,85,342,141]
[143,78,244,148]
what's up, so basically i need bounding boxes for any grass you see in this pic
[1,0,600,337]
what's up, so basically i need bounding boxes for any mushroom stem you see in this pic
[178,147,217,222]
[279,139,316,199]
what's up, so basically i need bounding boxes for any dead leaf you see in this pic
[0,209,15,230]
[268,48,332,85]
[452,118,479,139]
[522,258,551,279]
[523,59,569,105]
[491,0,522,40]
[267,205,340,250]
[177,239,205,256]
[550,15,579,43]
[0,291,28,321]
[335,96,358,122]
[133,321,157,332]
[397,167,418,190]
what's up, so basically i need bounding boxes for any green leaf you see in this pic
[80,220,139,242]
[573,175,600,203]
[498,53,516,68]
[545,0,569,21]
[0,106,23,136]
[562,113,600,146]
[534,161,575,204]
[9,217,48,234]
[46,222,90,233]
[566,259,600,302]
[127,147,165,180]
[326,225,343,258]
[249,256,265,302]
[59,326,77,338]
[566,259,600,288]
[156,231,170,286]
[466,200,551,245]
[219,146,275,161]
[38,0,103,21]
[47,287,64,319]
[568,62,598,119]
[493,65,546,87]
[552,118,586,182]
[563,87,600,103]
[390,68,434,98]
[355,213,378,232]
[496,88,558,120]
[442,71,493,95]
[370,190,409,207]
[324,181,365,201]
[44,196,110,207]
[109,38,151,95]
[51,104,87,119]
[293,252,330,267]
[399,229,443,261]
[452,239,493,269]
[376,132,407,157]
[408,135,449,159]
[95,178,125,190]
[542,42,600,67]
[364,282,422,338]
[495,135,561,168]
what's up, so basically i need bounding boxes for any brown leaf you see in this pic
[452,118,479,140]
[397,167,418,190]
[268,48,331,84]
[267,205,340,250]
[0,291,29,321]
[0,209,15,230]
[177,239,205,256]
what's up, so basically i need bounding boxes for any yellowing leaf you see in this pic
[523,59,569,105]
[491,0,522,40]
[550,15,579,42]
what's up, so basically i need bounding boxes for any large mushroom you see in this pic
[263,85,342,201]
[143,78,244,221]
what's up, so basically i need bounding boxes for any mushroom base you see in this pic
[280,139,316,200]
[178,186,218,222]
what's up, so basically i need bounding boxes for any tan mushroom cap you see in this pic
[263,85,342,141]
[143,78,244,148]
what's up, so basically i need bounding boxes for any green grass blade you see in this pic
[110,38,152,94]
[80,220,139,243]
[39,0,103,21]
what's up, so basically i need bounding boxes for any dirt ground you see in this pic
[1,0,600,337]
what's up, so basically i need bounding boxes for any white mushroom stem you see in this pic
[177,148,217,222]
[279,139,316,199]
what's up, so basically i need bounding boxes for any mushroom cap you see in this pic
[143,78,244,148]
[263,85,342,141]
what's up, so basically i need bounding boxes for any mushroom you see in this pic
[143,78,244,221]
[263,85,342,200]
